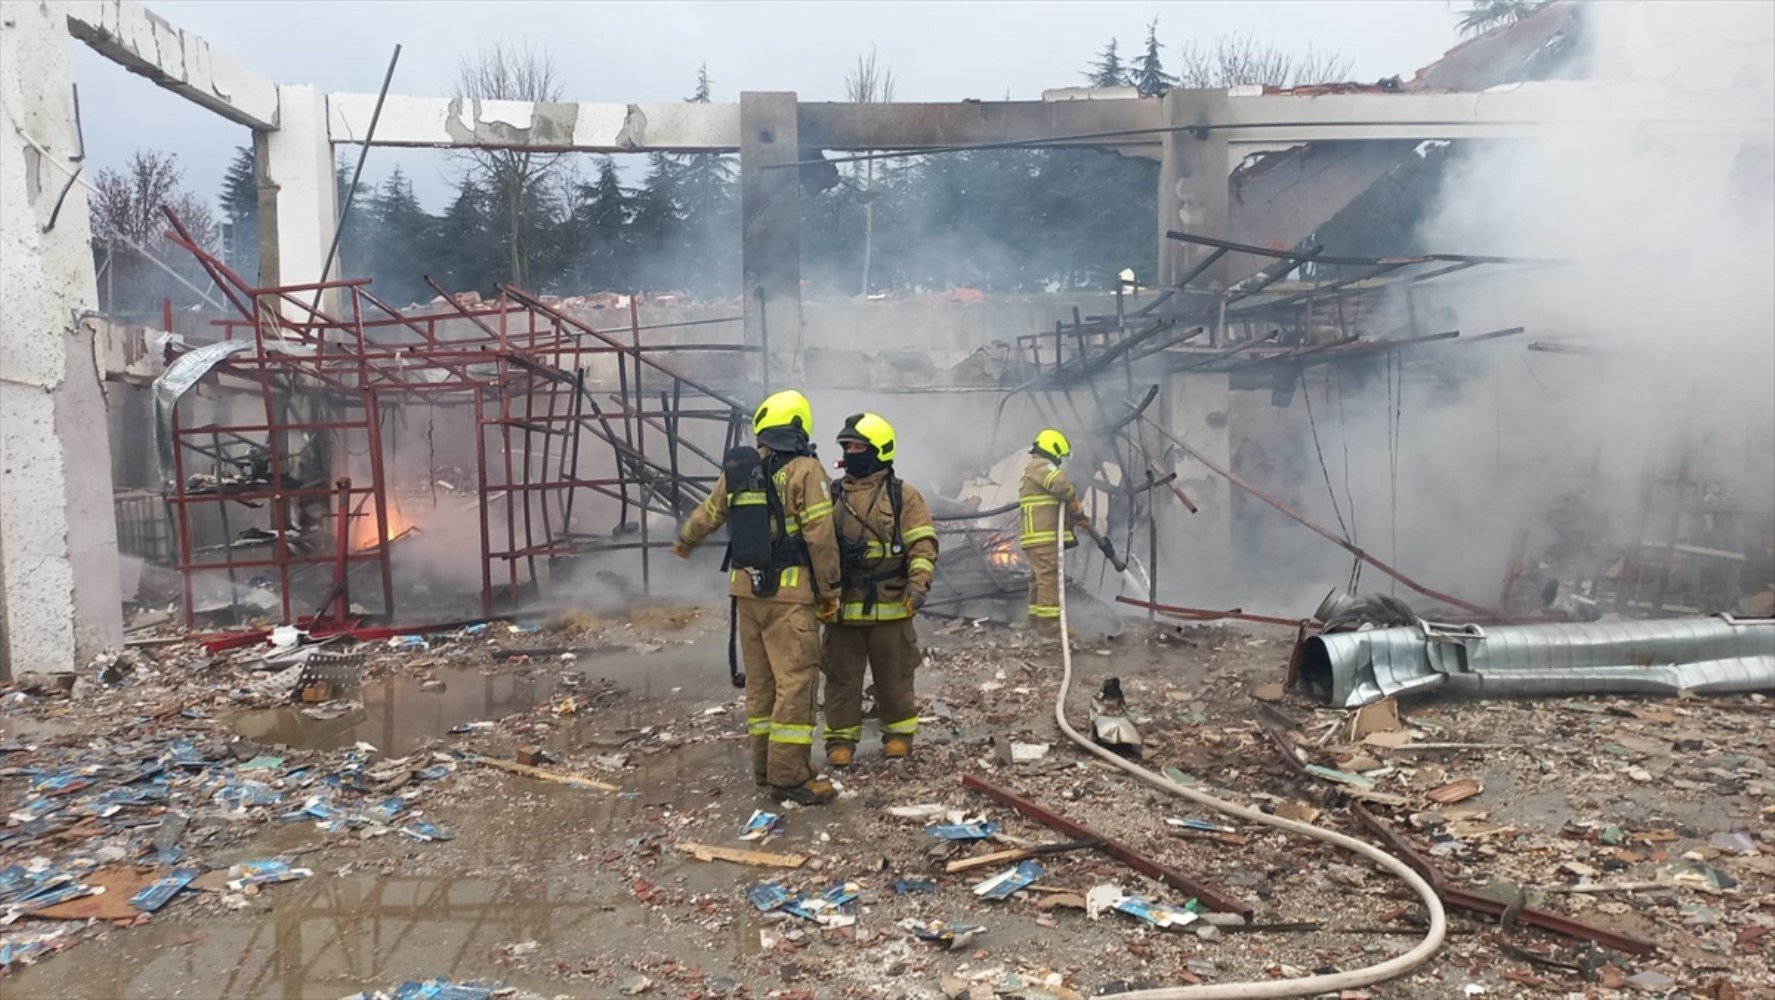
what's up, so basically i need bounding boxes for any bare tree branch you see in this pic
[1174,33,1353,89]
[452,40,565,288]
[845,45,897,104]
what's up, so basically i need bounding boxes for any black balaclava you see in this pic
[757,427,811,456]
[842,449,884,479]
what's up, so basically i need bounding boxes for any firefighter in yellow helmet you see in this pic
[819,413,939,766]
[1018,428,1088,629]
[672,389,843,805]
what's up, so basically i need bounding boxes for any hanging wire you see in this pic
[1387,349,1404,595]
[1301,366,1353,544]
[1335,363,1359,547]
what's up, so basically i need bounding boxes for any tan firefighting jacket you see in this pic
[676,450,841,605]
[1018,454,1087,549]
[828,468,939,623]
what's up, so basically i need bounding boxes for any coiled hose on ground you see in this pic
[1050,532,1447,998]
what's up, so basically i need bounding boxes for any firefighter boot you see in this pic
[772,778,838,806]
[825,744,855,769]
[883,734,913,759]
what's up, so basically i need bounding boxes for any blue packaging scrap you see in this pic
[384,979,496,1000]
[745,883,791,911]
[740,810,782,839]
[401,821,456,842]
[781,881,861,922]
[925,821,999,841]
[1112,894,1199,929]
[971,860,1042,900]
[128,868,199,913]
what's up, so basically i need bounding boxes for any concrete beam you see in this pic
[1222,81,1774,144]
[62,0,278,130]
[739,93,802,388]
[329,81,1769,157]
[328,93,741,151]
[797,99,1161,150]
[1,2,124,678]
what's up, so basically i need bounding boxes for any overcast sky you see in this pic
[72,1,1468,212]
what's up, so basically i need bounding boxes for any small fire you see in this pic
[984,535,1023,570]
[351,505,416,552]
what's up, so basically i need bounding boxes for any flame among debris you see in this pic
[984,535,1023,570]
[352,505,416,553]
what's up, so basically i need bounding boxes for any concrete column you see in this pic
[739,92,803,390]
[0,2,124,678]
[1155,90,1229,293]
[1156,370,1233,608]
[258,85,336,308]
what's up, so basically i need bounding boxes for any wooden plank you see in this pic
[467,754,620,792]
[945,847,1033,875]
[675,842,806,869]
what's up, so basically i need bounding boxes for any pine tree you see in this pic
[672,64,739,297]
[1132,18,1177,97]
[632,148,684,290]
[219,146,259,281]
[1085,38,1130,88]
[367,167,434,304]
[569,156,633,290]
[432,181,501,295]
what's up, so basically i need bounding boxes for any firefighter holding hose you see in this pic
[819,413,938,767]
[672,389,843,805]
[1019,428,1089,632]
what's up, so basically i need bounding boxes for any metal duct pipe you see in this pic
[1301,615,1775,708]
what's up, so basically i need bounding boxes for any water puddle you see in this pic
[2,872,706,999]
[225,643,727,754]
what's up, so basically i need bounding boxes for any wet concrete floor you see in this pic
[2,620,980,998]
[226,643,726,754]
[5,735,775,999]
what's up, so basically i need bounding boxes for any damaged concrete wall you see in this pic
[0,1,124,678]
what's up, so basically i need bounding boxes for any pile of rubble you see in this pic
[1,610,1768,996]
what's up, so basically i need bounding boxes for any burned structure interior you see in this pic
[3,1,1774,997]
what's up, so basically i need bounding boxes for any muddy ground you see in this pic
[2,606,1769,999]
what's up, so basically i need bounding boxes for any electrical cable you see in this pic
[1050,531,1446,998]
[1300,369,1352,543]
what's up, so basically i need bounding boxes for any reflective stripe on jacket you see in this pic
[1018,455,1079,549]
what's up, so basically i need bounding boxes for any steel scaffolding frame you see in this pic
[161,212,752,626]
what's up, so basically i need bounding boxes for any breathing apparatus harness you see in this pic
[831,469,907,622]
[720,439,813,599]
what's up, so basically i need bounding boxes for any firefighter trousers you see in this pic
[820,619,921,748]
[737,599,822,789]
[1024,542,1060,622]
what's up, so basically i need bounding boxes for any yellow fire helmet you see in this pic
[836,412,897,463]
[752,389,813,437]
[1033,428,1071,461]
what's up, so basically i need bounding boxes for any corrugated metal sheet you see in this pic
[1301,616,1775,708]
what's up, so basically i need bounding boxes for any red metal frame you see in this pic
[159,210,752,626]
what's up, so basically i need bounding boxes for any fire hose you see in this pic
[1050,532,1447,998]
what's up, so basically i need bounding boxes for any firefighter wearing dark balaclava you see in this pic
[1019,428,1088,630]
[819,412,938,766]
[672,389,843,805]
